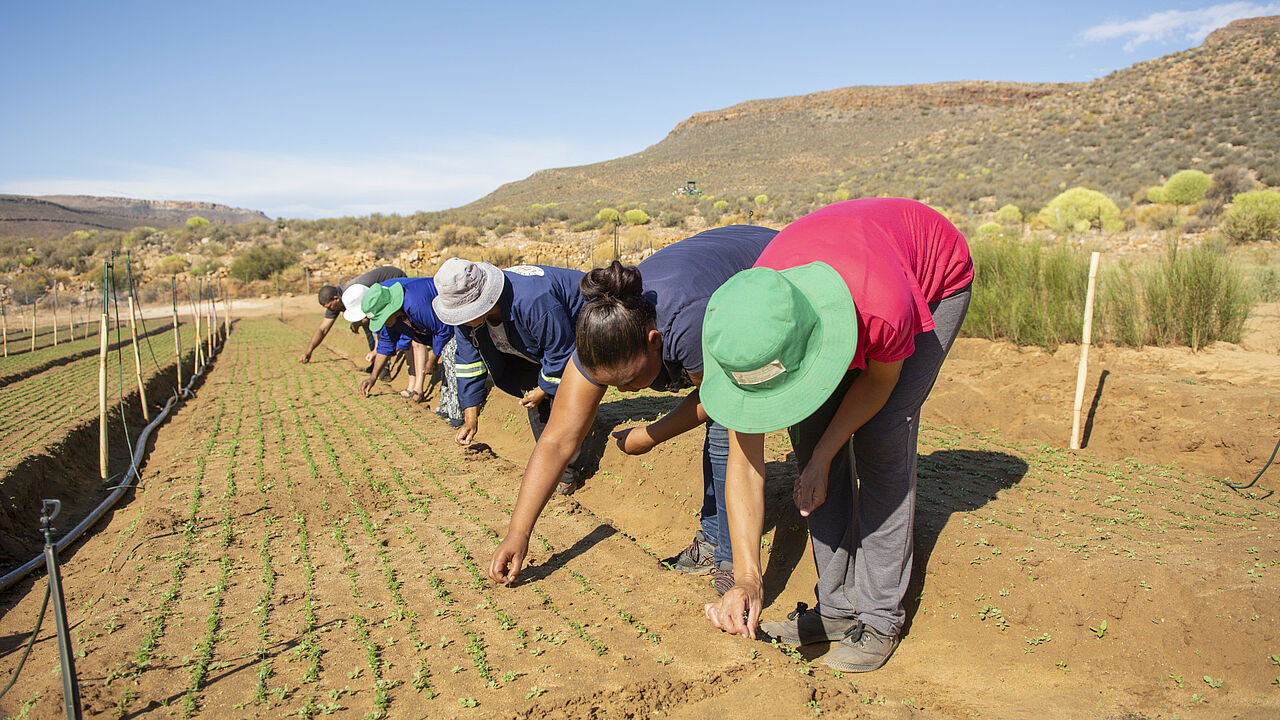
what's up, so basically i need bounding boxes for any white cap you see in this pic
[341,284,372,322]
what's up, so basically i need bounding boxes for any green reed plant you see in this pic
[1141,241,1251,349]
[964,237,1089,350]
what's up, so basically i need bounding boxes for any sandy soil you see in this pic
[0,298,1277,719]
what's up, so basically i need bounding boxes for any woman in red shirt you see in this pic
[700,198,973,673]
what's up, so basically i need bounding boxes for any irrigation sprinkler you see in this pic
[40,499,84,720]
[747,209,754,226]
[1070,251,1101,450]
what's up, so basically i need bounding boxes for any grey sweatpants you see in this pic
[788,286,970,637]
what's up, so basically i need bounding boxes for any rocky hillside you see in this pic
[469,16,1280,214]
[0,194,270,238]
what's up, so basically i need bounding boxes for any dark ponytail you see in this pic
[576,261,656,370]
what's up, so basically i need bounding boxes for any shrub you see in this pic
[494,224,514,237]
[657,211,685,228]
[1137,204,1179,230]
[8,271,51,303]
[1160,170,1212,206]
[432,224,481,249]
[157,255,190,275]
[570,221,593,233]
[1036,187,1123,234]
[186,216,211,229]
[754,194,769,206]
[994,204,1023,226]
[595,208,621,225]
[1142,243,1251,349]
[1222,190,1280,244]
[962,237,1089,350]
[623,209,650,226]
[831,188,850,202]
[230,246,297,282]
[974,222,1004,240]
[713,200,729,212]
[1206,166,1256,204]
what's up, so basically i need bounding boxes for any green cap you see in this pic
[700,263,856,433]
[361,282,406,332]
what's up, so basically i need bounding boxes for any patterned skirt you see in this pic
[435,337,463,426]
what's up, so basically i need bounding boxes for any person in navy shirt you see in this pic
[357,277,453,403]
[482,225,777,594]
[433,259,587,492]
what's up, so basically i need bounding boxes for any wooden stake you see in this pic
[172,278,182,389]
[129,296,149,421]
[69,298,75,341]
[2,301,7,358]
[99,312,108,482]
[52,287,58,346]
[31,302,37,353]
[1070,251,1102,450]
[193,284,203,372]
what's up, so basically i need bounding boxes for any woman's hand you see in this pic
[358,376,376,397]
[704,576,763,639]
[611,426,657,455]
[518,387,548,409]
[793,458,830,517]
[489,534,530,584]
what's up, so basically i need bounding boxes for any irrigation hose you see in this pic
[1224,433,1280,492]
[0,584,51,699]
[0,323,232,593]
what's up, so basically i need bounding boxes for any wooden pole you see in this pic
[1,301,7,358]
[52,286,58,346]
[276,272,283,321]
[99,311,108,482]
[223,283,230,337]
[172,277,182,389]
[69,297,75,341]
[31,301,37,353]
[128,296,149,421]
[1070,251,1102,450]
[205,280,214,354]
[193,282,203,372]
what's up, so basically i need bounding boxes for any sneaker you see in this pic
[710,561,734,596]
[664,531,716,575]
[758,603,858,646]
[822,621,899,673]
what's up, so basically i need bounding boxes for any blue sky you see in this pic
[2,1,1276,219]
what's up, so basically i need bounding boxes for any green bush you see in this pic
[157,255,190,275]
[831,188,850,202]
[1142,243,1251,349]
[623,209,650,225]
[974,221,1004,240]
[1222,190,1280,244]
[994,204,1023,225]
[570,221,593,233]
[230,246,297,282]
[962,237,1090,350]
[186,216,211,229]
[1153,170,1212,206]
[1037,187,1123,234]
[713,200,729,212]
[754,194,769,206]
[657,211,685,228]
[595,208,621,225]
[1137,204,1178,230]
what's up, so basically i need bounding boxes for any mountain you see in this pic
[466,16,1280,214]
[0,194,271,239]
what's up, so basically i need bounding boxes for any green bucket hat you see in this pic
[361,282,406,333]
[700,262,857,434]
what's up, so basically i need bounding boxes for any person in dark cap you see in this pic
[299,265,405,368]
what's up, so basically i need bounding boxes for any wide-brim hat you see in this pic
[361,282,406,333]
[341,284,371,323]
[431,258,504,325]
[700,262,857,434]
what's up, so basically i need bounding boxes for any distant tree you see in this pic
[595,208,621,225]
[1037,187,1123,234]
[186,216,211,229]
[754,194,769,206]
[623,209,650,225]
[230,246,297,282]
[1206,166,1257,204]
[1222,189,1280,244]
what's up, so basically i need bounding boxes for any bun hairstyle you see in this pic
[576,261,656,370]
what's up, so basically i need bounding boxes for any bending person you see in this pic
[432,259,587,493]
[485,225,777,593]
[300,265,406,369]
[701,198,973,674]
[356,278,452,403]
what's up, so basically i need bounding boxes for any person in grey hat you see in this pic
[300,265,406,369]
[432,258,589,494]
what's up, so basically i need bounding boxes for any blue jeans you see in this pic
[699,420,731,565]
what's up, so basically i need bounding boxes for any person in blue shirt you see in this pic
[357,278,453,403]
[432,259,587,492]
[482,225,777,594]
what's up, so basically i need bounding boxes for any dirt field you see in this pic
[0,297,1277,719]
